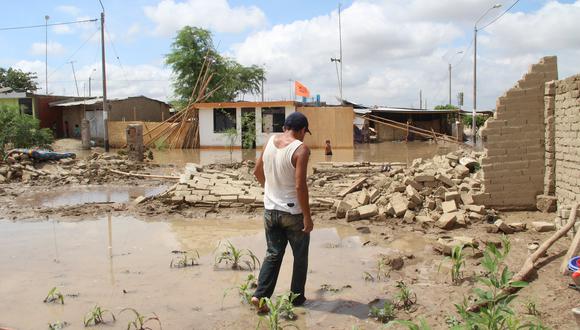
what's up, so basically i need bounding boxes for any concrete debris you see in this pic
[532,221,556,232]
[536,195,557,213]
[441,200,458,213]
[436,212,457,229]
[156,149,493,225]
[0,151,154,186]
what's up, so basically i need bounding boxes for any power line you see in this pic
[480,0,522,30]
[48,27,100,80]
[105,26,129,83]
[0,18,98,32]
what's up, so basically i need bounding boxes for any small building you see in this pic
[193,101,354,149]
[353,105,459,142]
[49,96,171,140]
[0,89,85,136]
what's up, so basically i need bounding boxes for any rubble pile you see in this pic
[159,148,558,237]
[164,161,265,208]
[309,149,522,234]
[0,152,152,185]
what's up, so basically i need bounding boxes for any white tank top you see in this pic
[262,135,303,214]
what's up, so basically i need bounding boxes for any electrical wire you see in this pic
[105,26,129,83]
[0,19,97,32]
[48,27,100,79]
[480,0,522,30]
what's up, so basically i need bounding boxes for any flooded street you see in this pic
[148,141,459,168]
[0,215,441,329]
[15,186,168,207]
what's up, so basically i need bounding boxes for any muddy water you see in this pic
[149,141,458,168]
[15,186,168,207]
[0,216,440,329]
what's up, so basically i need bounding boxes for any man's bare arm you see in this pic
[254,152,265,187]
[294,145,313,233]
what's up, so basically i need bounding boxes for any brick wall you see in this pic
[479,56,558,209]
[551,74,580,206]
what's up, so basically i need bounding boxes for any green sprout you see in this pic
[44,287,64,304]
[215,241,260,270]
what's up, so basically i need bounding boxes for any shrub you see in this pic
[0,104,54,156]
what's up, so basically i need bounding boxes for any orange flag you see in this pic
[295,81,310,98]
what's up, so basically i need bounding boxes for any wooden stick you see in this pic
[561,203,580,275]
[367,114,453,138]
[364,115,468,146]
[108,168,180,180]
[467,203,579,312]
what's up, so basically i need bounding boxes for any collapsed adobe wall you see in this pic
[544,74,580,207]
[479,56,558,209]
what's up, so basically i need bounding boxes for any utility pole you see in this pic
[69,61,80,97]
[99,0,109,152]
[89,77,92,97]
[45,15,49,95]
[449,63,452,106]
[419,89,423,109]
[338,2,343,103]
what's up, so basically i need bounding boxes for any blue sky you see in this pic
[1,0,579,109]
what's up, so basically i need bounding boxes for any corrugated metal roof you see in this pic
[50,97,105,107]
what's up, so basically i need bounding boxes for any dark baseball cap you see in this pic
[284,112,312,134]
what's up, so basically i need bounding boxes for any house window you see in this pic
[262,107,285,133]
[213,108,236,133]
[19,98,33,116]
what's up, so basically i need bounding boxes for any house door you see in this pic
[241,108,256,149]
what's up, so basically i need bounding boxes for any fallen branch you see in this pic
[108,169,180,180]
[468,203,578,312]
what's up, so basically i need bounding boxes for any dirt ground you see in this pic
[0,144,578,329]
[0,179,577,329]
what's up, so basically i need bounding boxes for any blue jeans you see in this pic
[253,209,310,304]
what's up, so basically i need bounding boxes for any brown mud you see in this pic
[0,142,577,329]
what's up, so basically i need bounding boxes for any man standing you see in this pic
[251,112,313,310]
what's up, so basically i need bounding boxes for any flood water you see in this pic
[149,141,458,168]
[15,185,168,207]
[0,215,437,329]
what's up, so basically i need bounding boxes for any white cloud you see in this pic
[12,60,172,100]
[57,5,81,16]
[30,42,66,56]
[144,0,266,35]
[52,25,73,34]
[125,23,141,41]
[231,0,580,110]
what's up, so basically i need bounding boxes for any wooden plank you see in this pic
[337,177,367,197]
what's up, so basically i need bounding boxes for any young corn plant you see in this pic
[394,281,417,311]
[120,308,162,330]
[222,274,258,306]
[454,237,529,329]
[215,241,260,270]
[44,287,65,304]
[83,305,116,326]
[368,300,396,323]
[523,299,540,317]
[170,250,200,268]
[257,292,300,329]
[449,245,466,285]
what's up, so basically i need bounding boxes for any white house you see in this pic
[195,101,296,148]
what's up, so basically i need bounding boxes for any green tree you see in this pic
[434,104,459,110]
[0,67,38,92]
[165,26,265,104]
[0,104,53,156]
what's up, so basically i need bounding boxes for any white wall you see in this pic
[198,105,295,147]
[255,105,295,147]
